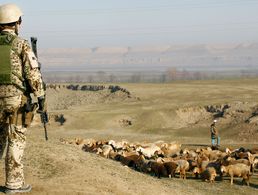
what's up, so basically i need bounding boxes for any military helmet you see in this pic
[0,3,23,24]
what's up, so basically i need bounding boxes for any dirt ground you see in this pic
[0,79,258,194]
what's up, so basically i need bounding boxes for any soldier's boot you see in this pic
[5,184,32,194]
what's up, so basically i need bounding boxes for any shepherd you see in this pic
[210,119,220,148]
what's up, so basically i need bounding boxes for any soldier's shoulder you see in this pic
[13,35,29,44]
[12,36,30,51]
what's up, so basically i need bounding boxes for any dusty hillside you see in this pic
[0,79,258,194]
[44,82,258,142]
[46,84,136,111]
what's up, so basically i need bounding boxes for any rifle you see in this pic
[38,110,49,141]
[31,37,49,141]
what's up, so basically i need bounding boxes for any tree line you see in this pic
[43,68,258,83]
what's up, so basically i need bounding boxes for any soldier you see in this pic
[210,119,220,148]
[0,3,46,194]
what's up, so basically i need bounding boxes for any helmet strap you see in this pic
[14,17,22,35]
[15,22,19,35]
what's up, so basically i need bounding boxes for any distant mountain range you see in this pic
[39,43,258,74]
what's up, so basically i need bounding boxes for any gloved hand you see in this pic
[38,96,45,112]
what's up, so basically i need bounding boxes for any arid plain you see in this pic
[0,78,258,194]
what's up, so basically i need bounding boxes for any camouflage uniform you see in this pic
[0,29,45,189]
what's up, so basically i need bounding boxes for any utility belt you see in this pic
[4,95,38,127]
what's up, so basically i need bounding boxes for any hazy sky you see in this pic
[3,0,258,48]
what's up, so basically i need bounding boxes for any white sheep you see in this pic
[136,145,161,159]
[221,163,250,186]
[108,139,128,151]
[96,144,113,158]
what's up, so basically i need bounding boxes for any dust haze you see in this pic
[41,43,258,83]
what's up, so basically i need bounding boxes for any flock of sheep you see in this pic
[61,138,258,186]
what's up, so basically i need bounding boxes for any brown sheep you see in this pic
[135,155,151,173]
[221,163,250,186]
[203,167,217,183]
[82,143,98,153]
[148,161,168,178]
[193,160,209,179]
[187,159,198,172]
[230,158,250,166]
[163,161,178,178]
[119,154,141,168]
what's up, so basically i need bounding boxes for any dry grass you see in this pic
[1,78,258,194]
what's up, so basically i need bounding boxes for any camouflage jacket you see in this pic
[0,29,45,98]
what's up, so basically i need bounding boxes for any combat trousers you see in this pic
[0,95,27,189]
